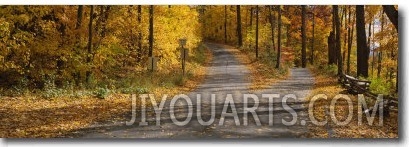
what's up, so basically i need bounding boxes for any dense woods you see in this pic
[0,5,399,138]
[0,6,202,95]
[0,5,399,96]
[201,5,398,95]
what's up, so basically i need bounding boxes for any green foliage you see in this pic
[191,45,206,64]
[120,86,149,94]
[10,77,30,96]
[94,86,110,99]
[369,77,393,95]
[174,75,186,86]
[41,75,64,98]
[72,90,93,98]
[324,64,338,76]
[173,71,193,86]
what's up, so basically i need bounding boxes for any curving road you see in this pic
[71,43,314,138]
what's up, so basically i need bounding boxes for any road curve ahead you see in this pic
[74,43,314,138]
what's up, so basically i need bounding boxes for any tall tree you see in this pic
[76,6,84,31]
[137,5,142,63]
[74,5,83,85]
[94,6,111,50]
[276,6,282,69]
[148,5,153,57]
[268,6,275,53]
[377,10,384,78]
[285,6,290,47]
[86,5,94,84]
[328,6,337,66]
[382,5,398,92]
[255,5,259,58]
[367,21,372,48]
[371,19,375,76]
[250,7,253,26]
[346,6,354,75]
[328,31,336,65]
[356,5,369,77]
[310,8,315,64]
[382,5,398,31]
[224,5,227,43]
[236,5,243,47]
[334,5,342,76]
[301,5,306,68]
[342,6,347,66]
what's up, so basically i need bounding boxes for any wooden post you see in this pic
[179,39,187,76]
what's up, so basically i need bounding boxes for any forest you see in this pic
[0,5,399,138]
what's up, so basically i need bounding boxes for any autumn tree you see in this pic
[86,5,94,84]
[309,7,315,64]
[236,5,243,47]
[148,5,153,57]
[346,6,354,75]
[276,5,282,68]
[334,5,342,76]
[255,5,259,58]
[137,5,142,62]
[356,5,369,77]
[268,6,276,52]
[382,5,398,31]
[301,5,306,68]
[377,10,384,78]
[224,5,228,43]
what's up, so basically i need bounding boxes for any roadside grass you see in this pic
[0,44,212,138]
[219,44,290,91]
[304,65,398,138]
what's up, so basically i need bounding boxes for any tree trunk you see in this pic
[382,5,398,31]
[236,5,243,47]
[255,5,259,58]
[371,19,375,77]
[334,5,342,76]
[74,5,83,85]
[310,9,315,64]
[94,6,111,50]
[356,5,369,77]
[347,6,353,75]
[76,6,83,30]
[367,21,371,48]
[137,5,142,63]
[269,6,275,54]
[328,31,335,65]
[276,5,282,69]
[343,6,347,67]
[250,7,253,26]
[148,5,153,57]
[377,11,384,78]
[301,5,306,68]
[224,5,227,43]
[86,5,94,84]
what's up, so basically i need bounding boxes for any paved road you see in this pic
[72,43,314,138]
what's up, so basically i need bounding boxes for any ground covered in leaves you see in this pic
[0,46,212,138]
[304,66,398,138]
[220,44,290,91]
